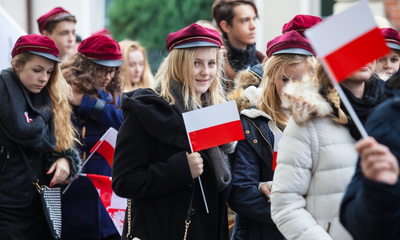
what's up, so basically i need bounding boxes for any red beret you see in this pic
[92,28,113,39]
[37,7,74,34]
[78,35,123,67]
[282,14,322,37]
[12,34,60,63]
[266,31,316,58]
[166,23,222,52]
[380,28,400,50]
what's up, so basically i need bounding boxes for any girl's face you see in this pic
[96,66,117,91]
[275,61,309,98]
[193,47,217,98]
[128,49,145,84]
[375,50,400,79]
[346,61,376,82]
[14,55,55,94]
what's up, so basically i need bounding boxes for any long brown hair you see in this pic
[61,54,123,105]
[315,62,348,124]
[11,52,78,151]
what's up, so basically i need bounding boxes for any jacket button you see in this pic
[253,139,257,144]
[245,130,250,134]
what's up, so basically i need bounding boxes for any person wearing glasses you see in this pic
[60,34,124,240]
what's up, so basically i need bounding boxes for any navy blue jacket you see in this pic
[340,76,400,240]
[62,93,123,240]
[229,113,284,240]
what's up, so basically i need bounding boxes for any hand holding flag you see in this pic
[182,100,244,213]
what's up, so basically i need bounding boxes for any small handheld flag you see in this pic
[182,100,244,152]
[90,127,118,167]
[304,0,389,139]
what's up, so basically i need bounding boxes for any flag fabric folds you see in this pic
[90,127,118,167]
[83,173,127,236]
[305,0,390,82]
[182,100,245,152]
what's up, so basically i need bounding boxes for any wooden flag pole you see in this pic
[321,60,369,139]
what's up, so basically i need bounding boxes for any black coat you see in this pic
[112,88,230,240]
[340,74,400,240]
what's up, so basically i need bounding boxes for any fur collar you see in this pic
[281,80,332,124]
[228,69,261,112]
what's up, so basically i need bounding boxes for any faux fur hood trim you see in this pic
[281,80,332,124]
[227,70,261,112]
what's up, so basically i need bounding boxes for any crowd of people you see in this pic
[0,0,400,240]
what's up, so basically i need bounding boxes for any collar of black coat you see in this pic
[121,88,191,150]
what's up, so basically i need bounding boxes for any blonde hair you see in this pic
[11,52,78,152]
[119,40,153,92]
[258,54,317,128]
[315,62,348,124]
[153,47,226,110]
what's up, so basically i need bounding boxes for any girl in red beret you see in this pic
[60,34,124,240]
[119,40,154,92]
[375,28,400,80]
[0,34,81,239]
[227,30,317,240]
[112,23,235,240]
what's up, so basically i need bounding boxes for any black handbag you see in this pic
[19,145,62,239]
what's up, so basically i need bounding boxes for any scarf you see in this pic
[224,36,260,72]
[340,75,387,140]
[0,68,56,153]
[158,80,235,192]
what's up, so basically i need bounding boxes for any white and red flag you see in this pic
[82,173,127,236]
[305,0,390,82]
[90,127,118,167]
[272,130,283,171]
[182,100,244,152]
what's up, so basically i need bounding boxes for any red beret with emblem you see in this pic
[266,31,316,58]
[12,34,61,62]
[380,28,400,50]
[282,14,322,37]
[78,35,123,67]
[37,7,74,34]
[166,23,222,52]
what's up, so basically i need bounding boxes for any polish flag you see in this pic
[272,130,283,171]
[182,100,244,152]
[305,0,390,82]
[83,173,127,236]
[90,127,118,167]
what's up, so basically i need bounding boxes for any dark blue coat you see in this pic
[62,93,123,240]
[228,112,284,240]
[340,76,400,240]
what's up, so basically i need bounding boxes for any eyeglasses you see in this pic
[99,68,120,78]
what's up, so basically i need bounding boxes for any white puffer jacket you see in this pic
[270,81,357,240]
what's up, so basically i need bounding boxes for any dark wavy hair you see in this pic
[61,54,123,105]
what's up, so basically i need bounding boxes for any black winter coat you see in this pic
[112,88,230,240]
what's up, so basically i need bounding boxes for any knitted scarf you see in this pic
[224,37,260,72]
[0,68,56,153]
[340,75,387,140]
[158,80,235,192]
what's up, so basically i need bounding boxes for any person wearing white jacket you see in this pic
[270,63,360,240]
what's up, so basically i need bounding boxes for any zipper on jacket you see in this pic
[1,150,9,173]
[245,117,273,150]
[327,222,331,234]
